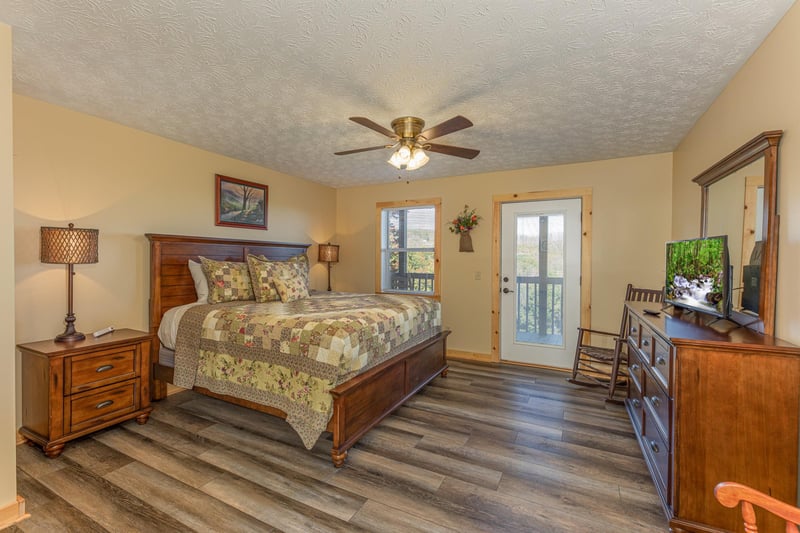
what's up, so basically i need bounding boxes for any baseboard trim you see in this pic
[0,496,28,529]
[447,349,495,363]
[166,383,186,396]
[500,359,570,373]
[15,430,26,446]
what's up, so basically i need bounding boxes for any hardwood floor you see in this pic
[7,361,668,532]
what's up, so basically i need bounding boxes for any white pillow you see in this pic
[188,259,209,303]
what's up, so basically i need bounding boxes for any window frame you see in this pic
[375,198,441,298]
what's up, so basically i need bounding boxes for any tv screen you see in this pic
[665,235,729,317]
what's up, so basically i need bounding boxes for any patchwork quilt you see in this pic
[173,292,442,448]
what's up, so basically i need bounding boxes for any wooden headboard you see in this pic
[146,233,310,335]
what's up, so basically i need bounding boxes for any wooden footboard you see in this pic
[152,330,449,466]
[328,330,449,466]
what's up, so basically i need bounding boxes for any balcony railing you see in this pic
[389,272,435,293]
[515,275,564,343]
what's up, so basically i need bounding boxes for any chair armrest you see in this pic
[576,327,618,338]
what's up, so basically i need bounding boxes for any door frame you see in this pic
[491,188,593,364]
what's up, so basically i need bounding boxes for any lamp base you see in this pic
[55,331,86,343]
[54,312,84,343]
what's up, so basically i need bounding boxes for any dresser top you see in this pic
[626,301,798,351]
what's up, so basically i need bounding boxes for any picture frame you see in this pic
[215,174,268,230]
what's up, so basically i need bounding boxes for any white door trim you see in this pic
[491,188,593,365]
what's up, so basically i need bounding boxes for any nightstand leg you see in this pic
[135,412,150,425]
[43,443,65,458]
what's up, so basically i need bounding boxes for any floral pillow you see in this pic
[273,275,310,303]
[247,253,309,302]
[199,257,254,303]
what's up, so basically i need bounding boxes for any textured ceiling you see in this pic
[0,1,795,188]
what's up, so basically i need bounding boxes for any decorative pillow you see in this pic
[199,256,254,303]
[188,259,209,303]
[247,253,310,303]
[273,275,310,303]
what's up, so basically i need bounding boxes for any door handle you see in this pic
[502,287,514,294]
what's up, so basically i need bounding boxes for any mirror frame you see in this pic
[693,130,782,336]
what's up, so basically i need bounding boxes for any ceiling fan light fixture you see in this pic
[406,147,429,170]
[338,115,477,170]
[398,144,411,162]
[387,150,404,169]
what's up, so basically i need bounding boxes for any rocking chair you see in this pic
[568,283,663,402]
[715,481,800,532]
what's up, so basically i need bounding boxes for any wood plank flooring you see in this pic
[7,361,668,532]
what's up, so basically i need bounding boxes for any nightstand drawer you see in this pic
[67,346,138,393]
[67,379,138,433]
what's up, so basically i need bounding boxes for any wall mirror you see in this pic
[693,130,782,335]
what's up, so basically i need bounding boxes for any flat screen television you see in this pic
[665,235,730,317]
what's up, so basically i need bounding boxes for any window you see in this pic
[376,199,441,296]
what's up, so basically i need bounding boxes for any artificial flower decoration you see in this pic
[449,205,481,234]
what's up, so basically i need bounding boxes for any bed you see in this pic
[147,233,449,467]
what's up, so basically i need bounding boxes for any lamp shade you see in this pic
[40,223,99,264]
[318,243,339,263]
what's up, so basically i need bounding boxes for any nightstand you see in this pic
[19,328,153,458]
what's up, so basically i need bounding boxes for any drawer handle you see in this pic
[631,326,638,333]
[649,440,660,454]
[96,400,114,410]
[642,339,650,347]
[96,365,114,373]
[656,356,667,366]
[632,399,641,408]
[630,364,640,372]
[650,396,661,407]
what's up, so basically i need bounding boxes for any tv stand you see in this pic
[624,300,800,532]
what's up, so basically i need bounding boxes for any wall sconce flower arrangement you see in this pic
[449,205,481,252]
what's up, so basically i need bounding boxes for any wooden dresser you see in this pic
[625,301,800,533]
[19,329,153,458]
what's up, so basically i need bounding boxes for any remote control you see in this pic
[93,326,115,338]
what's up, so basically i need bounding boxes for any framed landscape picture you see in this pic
[215,174,268,230]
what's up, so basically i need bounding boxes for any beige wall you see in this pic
[672,2,800,343]
[1,22,18,511]
[337,153,673,356]
[13,95,337,423]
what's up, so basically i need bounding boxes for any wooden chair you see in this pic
[568,283,663,402]
[715,481,800,532]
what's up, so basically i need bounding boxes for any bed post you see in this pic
[149,239,168,400]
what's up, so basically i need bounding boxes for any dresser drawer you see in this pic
[643,410,670,500]
[627,315,641,346]
[628,347,646,391]
[67,380,139,433]
[644,370,671,441]
[67,346,138,393]
[627,377,644,432]
[652,336,673,391]
[638,325,656,364]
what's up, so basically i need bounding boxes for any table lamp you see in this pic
[40,223,99,342]
[318,242,339,291]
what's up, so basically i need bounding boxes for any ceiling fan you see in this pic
[334,115,480,170]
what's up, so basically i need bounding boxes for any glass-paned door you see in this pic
[500,198,581,368]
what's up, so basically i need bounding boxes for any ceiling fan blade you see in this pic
[419,115,473,141]
[334,145,388,156]
[425,143,480,159]
[349,117,397,138]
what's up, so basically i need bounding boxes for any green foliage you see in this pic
[665,237,726,311]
